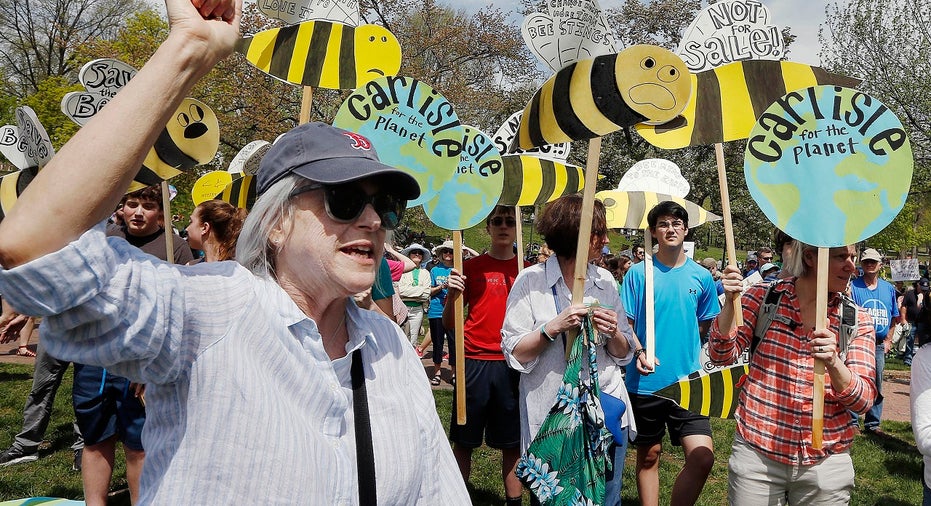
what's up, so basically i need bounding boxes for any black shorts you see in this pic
[449,359,521,449]
[629,392,711,447]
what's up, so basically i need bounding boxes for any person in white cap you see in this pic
[850,247,900,435]
[0,1,469,502]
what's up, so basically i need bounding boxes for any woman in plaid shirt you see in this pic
[709,240,877,505]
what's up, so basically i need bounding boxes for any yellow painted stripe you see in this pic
[246,29,280,73]
[574,167,586,192]
[700,373,712,416]
[0,172,20,213]
[318,23,344,89]
[720,367,735,418]
[287,22,316,84]
[780,61,817,94]
[569,58,618,136]
[517,102,535,150]
[680,376,691,410]
[518,156,543,206]
[551,159,569,198]
[715,63,755,141]
[536,77,563,145]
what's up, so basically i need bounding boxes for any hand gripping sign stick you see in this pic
[744,85,912,449]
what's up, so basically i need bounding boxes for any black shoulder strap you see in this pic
[837,294,858,360]
[751,282,784,355]
[351,349,377,505]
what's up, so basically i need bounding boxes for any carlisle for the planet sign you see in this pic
[744,85,913,247]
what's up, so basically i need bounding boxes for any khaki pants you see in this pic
[727,435,854,505]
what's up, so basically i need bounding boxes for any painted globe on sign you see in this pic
[423,125,504,230]
[744,86,912,247]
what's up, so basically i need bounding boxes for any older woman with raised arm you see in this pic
[0,0,469,503]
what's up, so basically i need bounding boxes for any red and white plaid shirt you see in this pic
[709,278,876,465]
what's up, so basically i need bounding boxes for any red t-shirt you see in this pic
[387,258,404,282]
[462,254,528,360]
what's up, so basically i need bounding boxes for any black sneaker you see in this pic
[72,448,83,472]
[0,447,38,467]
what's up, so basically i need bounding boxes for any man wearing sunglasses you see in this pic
[444,207,528,505]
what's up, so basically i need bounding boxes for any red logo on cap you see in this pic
[343,132,372,150]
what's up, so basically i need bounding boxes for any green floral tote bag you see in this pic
[515,316,613,505]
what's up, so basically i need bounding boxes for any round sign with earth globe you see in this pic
[423,125,504,230]
[744,85,912,247]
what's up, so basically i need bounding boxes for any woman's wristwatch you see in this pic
[633,348,647,360]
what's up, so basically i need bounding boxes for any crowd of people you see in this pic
[0,1,922,504]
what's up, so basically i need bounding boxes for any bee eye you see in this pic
[190,104,205,121]
[369,36,375,42]
[381,36,387,42]
[669,68,676,76]
[642,58,656,69]
[178,113,190,126]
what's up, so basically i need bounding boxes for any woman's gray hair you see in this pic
[235,174,303,279]
[781,239,816,278]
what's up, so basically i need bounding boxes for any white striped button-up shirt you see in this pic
[0,225,469,505]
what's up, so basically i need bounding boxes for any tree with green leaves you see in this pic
[0,0,145,98]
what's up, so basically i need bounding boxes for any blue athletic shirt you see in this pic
[850,276,899,340]
[622,257,720,395]
[428,264,452,319]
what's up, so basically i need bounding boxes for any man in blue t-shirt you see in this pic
[850,248,900,434]
[621,201,720,506]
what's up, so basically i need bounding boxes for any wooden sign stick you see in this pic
[812,247,829,449]
[515,205,525,273]
[453,230,467,424]
[566,137,602,358]
[714,143,743,327]
[161,180,174,264]
[644,232,656,366]
[299,87,314,125]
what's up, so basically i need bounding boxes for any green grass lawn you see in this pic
[0,363,924,504]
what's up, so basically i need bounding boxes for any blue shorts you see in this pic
[72,363,145,450]
[449,359,520,449]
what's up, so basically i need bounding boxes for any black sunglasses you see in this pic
[489,216,516,227]
[289,183,406,230]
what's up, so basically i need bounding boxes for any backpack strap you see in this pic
[751,282,787,355]
[837,293,858,360]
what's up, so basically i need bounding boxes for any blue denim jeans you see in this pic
[604,427,629,506]
[924,472,931,506]
[863,342,885,430]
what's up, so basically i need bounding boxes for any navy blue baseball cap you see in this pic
[256,122,420,199]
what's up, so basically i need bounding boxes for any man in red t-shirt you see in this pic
[444,206,528,506]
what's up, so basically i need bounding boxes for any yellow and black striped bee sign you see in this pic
[654,364,750,419]
[512,45,692,151]
[0,167,38,221]
[127,98,220,194]
[236,20,402,90]
[215,175,257,210]
[636,60,862,149]
[498,155,586,206]
[595,190,720,230]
